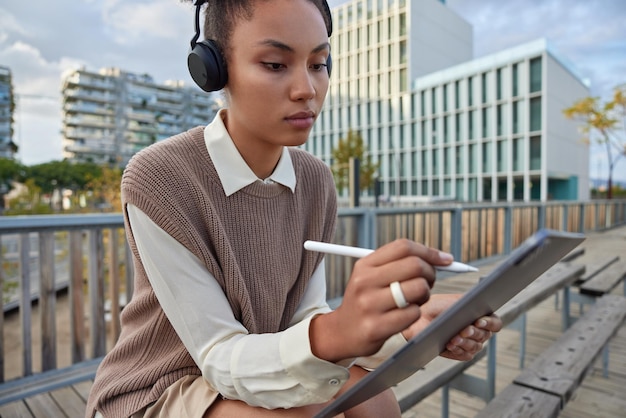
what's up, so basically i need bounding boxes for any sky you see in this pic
[1,0,625,182]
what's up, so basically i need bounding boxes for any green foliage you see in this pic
[1,159,121,214]
[18,160,102,194]
[331,130,379,194]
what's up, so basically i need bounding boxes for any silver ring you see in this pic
[389,281,409,309]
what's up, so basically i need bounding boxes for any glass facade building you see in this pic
[306,0,590,202]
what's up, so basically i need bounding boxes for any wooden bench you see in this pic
[392,261,585,416]
[0,260,586,417]
[475,294,626,418]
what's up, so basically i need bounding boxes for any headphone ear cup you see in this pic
[326,54,332,77]
[188,40,228,92]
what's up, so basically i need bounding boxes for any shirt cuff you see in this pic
[279,315,351,403]
[355,332,407,370]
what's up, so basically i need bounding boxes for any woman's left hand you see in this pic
[401,294,503,361]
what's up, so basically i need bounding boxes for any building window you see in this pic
[399,68,407,92]
[482,107,489,138]
[513,137,524,172]
[420,91,426,117]
[482,142,491,173]
[399,12,406,35]
[469,177,477,200]
[497,139,507,172]
[455,145,463,174]
[530,136,541,170]
[496,68,503,100]
[529,97,541,131]
[431,88,437,114]
[496,104,504,136]
[455,113,461,142]
[421,120,427,146]
[529,57,542,93]
[455,80,460,109]
[456,179,464,200]
[421,151,427,176]
[512,63,519,97]
[468,77,474,106]
[469,143,477,173]
[432,149,439,175]
[468,110,475,140]
[512,100,519,134]
[444,147,451,174]
[443,84,448,112]
[444,115,450,143]
[481,72,488,103]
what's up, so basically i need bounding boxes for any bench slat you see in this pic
[474,383,561,418]
[392,349,487,412]
[579,261,626,296]
[574,255,619,284]
[513,294,626,403]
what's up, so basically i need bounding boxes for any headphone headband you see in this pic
[187,0,332,92]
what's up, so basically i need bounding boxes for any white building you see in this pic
[305,0,590,201]
[61,67,220,166]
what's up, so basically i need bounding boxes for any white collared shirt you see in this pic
[126,109,404,408]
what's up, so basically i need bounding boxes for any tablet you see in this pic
[314,228,585,418]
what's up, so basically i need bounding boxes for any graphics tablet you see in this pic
[314,228,585,418]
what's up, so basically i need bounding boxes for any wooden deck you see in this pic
[403,224,626,418]
[1,225,625,417]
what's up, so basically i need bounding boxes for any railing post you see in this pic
[39,231,57,372]
[358,208,376,250]
[538,203,546,230]
[70,230,86,364]
[450,206,463,261]
[579,203,585,233]
[19,234,33,377]
[504,205,512,254]
[89,229,106,358]
[109,228,121,342]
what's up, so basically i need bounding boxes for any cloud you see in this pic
[0,8,27,36]
[102,0,190,44]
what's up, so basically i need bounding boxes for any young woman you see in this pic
[86,1,501,417]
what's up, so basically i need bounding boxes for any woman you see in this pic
[86,1,501,417]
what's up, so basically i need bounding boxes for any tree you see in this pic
[0,157,25,213]
[331,130,379,195]
[564,84,626,199]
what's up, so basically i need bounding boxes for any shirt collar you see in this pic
[204,109,296,197]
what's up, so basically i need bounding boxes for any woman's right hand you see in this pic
[309,239,454,363]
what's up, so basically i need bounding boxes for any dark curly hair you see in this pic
[182,0,333,61]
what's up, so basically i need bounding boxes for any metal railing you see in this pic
[0,199,625,383]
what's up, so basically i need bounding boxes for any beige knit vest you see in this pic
[86,126,337,418]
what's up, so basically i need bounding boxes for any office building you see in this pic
[0,66,17,159]
[305,0,590,201]
[61,67,220,166]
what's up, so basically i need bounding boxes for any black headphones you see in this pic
[187,0,333,92]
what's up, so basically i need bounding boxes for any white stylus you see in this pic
[304,240,478,273]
